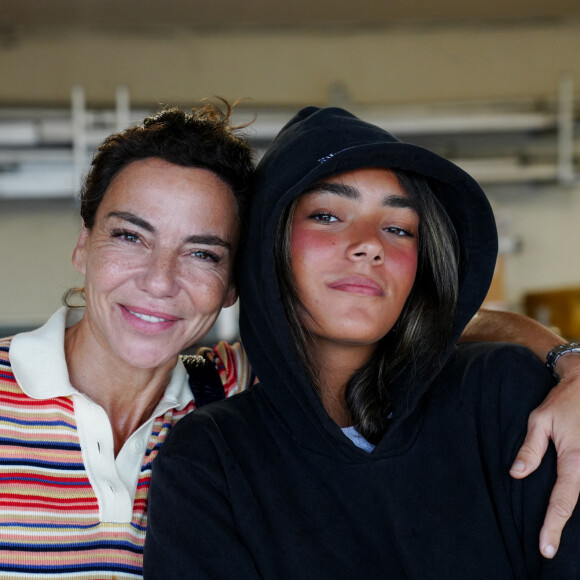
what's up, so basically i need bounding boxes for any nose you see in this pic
[138,249,180,298]
[346,225,384,264]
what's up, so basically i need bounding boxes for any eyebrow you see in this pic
[304,182,417,210]
[107,211,154,232]
[105,211,232,250]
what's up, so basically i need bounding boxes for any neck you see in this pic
[310,340,374,428]
[64,320,176,456]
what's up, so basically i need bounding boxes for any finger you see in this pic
[539,485,577,558]
[510,412,551,479]
[539,452,580,558]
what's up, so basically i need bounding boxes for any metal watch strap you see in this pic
[546,342,580,382]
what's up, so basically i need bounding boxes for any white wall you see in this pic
[490,182,580,308]
[0,201,82,329]
[1,21,580,107]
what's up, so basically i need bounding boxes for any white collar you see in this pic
[10,306,193,411]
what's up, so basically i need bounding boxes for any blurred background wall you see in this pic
[2,0,580,339]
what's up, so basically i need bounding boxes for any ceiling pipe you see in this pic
[557,72,575,186]
[115,85,131,132]
[71,85,86,196]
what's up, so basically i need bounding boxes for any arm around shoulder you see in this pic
[463,309,580,559]
[461,309,564,361]
[475,345,580,574]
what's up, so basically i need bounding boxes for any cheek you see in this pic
[180,268,233,309]
[291,228,337,266]
[290,228,337,293]
[84,250,140,293]
[390,247,419,290]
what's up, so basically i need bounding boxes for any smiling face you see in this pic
[72,158,239,370]
[290,168,419,363]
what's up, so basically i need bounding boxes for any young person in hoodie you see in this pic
[144,107,580,579]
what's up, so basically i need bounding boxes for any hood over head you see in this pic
[238,106,498,456]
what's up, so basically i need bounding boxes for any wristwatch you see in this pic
[545,342,580,382]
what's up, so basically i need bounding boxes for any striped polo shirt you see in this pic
[0,307,251,579]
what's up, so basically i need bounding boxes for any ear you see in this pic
[72,225,90,276]
[223,283,238,308]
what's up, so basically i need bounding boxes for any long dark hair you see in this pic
[275,169,459,444]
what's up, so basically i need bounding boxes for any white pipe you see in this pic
[115,85,131,131]
[557,72,575,186]
[71,85,86,195]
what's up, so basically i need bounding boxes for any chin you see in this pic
[330,326,393,346]
[120,346,179,371]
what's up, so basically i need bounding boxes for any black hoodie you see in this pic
[144,107,580,579]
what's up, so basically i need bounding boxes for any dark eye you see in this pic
[112,229,140,243]
[191,250,221,263]
[385,227,413,237]
[311,212,338,223]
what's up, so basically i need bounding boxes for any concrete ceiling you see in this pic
[2,0,580,35]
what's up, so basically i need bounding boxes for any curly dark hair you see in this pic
[80,101,254,230]
[64,101,254,308]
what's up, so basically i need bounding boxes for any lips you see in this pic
[327,276,384,296]
[120,305,180,330]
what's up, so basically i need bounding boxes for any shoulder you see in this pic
[433,341,553,448]
[445,341,551,398]
[441,341,552,407]
[0,335,11,361]
[161,386,262,462]
[0,336,17,386]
